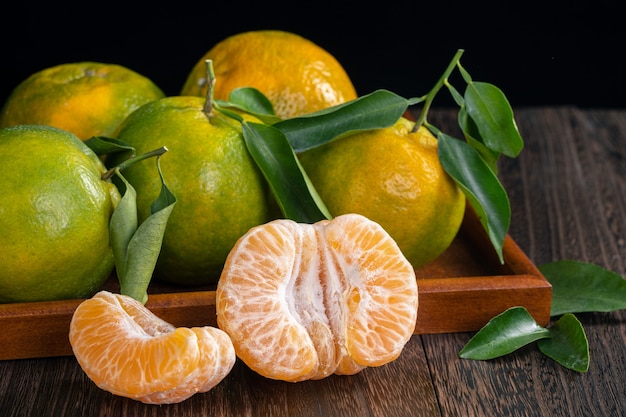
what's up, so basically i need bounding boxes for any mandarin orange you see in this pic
[215,213,418,382]
[69,291,235,404]
[299,117,466,269]
[111,95,271,285]
[0,62,164,140]
[0,125,120,303]
[181,30,357,119]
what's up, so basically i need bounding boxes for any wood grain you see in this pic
[423,106,626,417]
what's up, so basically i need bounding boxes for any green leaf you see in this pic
[228,87,276,114]
[460,307,551,360]
[538,314,590,372]
[242,121,331,223]
[110,157,176,304]
[150,161,177,214]
[437,132,510,262]
[539,260,626,316]
[109,170,138,284]
[121,160,176,304]
[457,107,501,173]
[84,136,136,158]
[463,82,524,158]
[215,87,282,125]
[275,89,410,153]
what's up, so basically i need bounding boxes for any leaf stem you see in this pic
[202,59,216,116]
[102,146,169,180]
[412,49,465,132]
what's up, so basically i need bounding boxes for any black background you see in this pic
[1,1,623,109]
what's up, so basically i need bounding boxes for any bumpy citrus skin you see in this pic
[0,125,120,303]
[113,96,271,285]
[181,30,358,119]
[0,62,165,140]
[69,291,236,404]
[299,117,466,269]
[216,213,418,382]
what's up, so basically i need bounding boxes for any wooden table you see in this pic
[1,106,624,416]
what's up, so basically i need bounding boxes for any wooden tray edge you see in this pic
[0,208,552,360]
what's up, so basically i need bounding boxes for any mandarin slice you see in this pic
[69,290,235,404]
[215,213,418,382]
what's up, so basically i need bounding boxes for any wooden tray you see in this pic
[0,207,551,361]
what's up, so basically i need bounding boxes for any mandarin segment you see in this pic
[321,213,419,367]
[215,220,320,381]
[216,213,418,382]
[69,291,235,404]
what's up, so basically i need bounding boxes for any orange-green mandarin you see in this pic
[0,62,165,140]
[299,117,466,269]
[113,96,271,285]
[0,125,120,303]
[181,30,358,119]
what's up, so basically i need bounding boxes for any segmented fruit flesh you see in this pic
[69,291,236,404]
[216,213,418,382]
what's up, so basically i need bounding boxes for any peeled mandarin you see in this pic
[69,291,235,404]
[216,213,418,382]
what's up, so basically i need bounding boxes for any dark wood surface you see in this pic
[1,106,624,416]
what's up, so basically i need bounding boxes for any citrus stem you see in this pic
[102,146,169,180]
[202,59,217,116]
[412,49,465,132]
